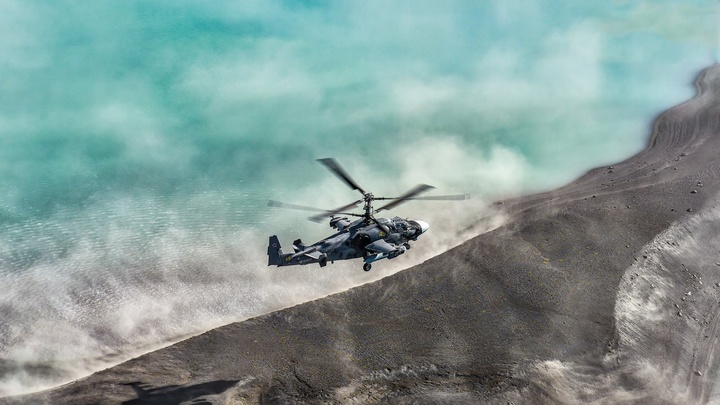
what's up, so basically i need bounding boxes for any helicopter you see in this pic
[267,158,469,271]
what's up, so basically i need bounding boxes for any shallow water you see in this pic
[0,0,717,396]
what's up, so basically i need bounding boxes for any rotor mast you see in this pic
[362,192,374,221]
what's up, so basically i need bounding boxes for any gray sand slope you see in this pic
[4,65,720,404]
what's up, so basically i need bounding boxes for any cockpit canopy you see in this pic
[389,217,422,238]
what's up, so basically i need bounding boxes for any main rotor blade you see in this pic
[374,184,435,213]
[406,193,471,201]
[308,200,362,223]
[268,200,330,213]
[317,158,366,194]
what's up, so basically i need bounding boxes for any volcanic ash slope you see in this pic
[6,65,720,405]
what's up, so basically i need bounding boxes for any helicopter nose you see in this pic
[415,220,430,234]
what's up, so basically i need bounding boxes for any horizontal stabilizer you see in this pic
[291,247,319,260]
[304,251,322,260]
[292,238,305,252]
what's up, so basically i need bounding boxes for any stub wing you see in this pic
[365,239,397,254]
[365,239,407,261]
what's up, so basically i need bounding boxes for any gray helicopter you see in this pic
[267,158,469,271]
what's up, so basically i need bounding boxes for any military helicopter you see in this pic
[267,158,469,271]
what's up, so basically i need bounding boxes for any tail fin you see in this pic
[268,235,283,266]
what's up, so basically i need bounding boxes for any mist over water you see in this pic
[0,0,717,396]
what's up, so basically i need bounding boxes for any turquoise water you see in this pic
[0,0,717,395]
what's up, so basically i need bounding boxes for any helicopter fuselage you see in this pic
[268,216,429,271]
[267,158,463,271]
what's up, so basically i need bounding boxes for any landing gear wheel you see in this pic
[363,263,372,272]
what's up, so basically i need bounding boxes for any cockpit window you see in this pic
[407,220,422,236]
[393,217,418,237]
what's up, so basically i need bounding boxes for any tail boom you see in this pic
[268,235,327,267]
